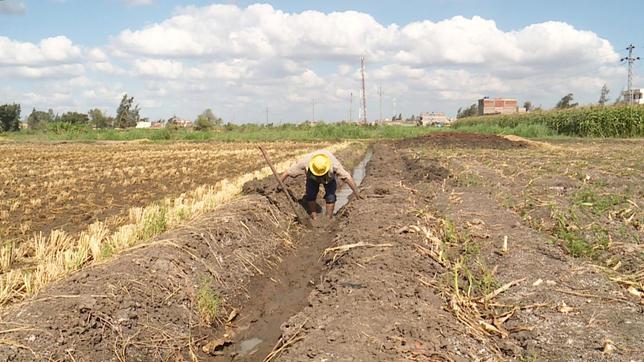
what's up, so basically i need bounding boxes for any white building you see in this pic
[622,89,643,104]
[419,112,451,126]
[135,121,152,128]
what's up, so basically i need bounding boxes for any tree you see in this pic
[457,104,478,118]
[0,104,21,132]
[194,108,223,130]
[59,112,89,125]
[114,94,140,128]
[523,101,533,112]
[555,93,578,109]
[27,108,54,130]
[88,108,111,128]
[598,84,610,106]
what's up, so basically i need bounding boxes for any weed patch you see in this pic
[197,278,221,325]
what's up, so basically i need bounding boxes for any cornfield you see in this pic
[454,104,644,137]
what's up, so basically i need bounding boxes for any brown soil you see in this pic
[1,134,642,361]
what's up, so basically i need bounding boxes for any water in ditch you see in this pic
[333,148,373,214]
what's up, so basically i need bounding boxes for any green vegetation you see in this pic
[0,104,21,132]
[454,104,644,137]
[4,123,439,142]
[574,187,625,214]
[196,279,221,325]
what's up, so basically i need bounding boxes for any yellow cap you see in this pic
[309,153,331,176]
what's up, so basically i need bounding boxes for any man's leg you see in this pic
[323,178,338,219]
[304,177,320,219]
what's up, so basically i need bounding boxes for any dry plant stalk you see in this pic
[0,143,352,307]
[323,242,394,262]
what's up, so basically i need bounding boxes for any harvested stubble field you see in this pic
[0,134,642,362]
[0,141,356,306]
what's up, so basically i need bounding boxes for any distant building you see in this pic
[478,97,524,116]
[167,116,192,127]
[419,112,451,126]
[622,89,643,104]
[135,121,152,129]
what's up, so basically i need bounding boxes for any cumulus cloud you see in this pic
[2,3,627,121]
[0,36,82,66]
[133,58,184,79]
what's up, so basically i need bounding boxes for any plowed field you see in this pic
[1,134,642,361]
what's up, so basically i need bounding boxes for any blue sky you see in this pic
[1,0,642,122]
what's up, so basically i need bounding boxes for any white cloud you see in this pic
[0,0,26,14]
[0,64,84,78]
[133,58,183,78]
[0,36,82,66]
[2,4,628,121]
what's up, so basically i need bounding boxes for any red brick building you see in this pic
[478,98,522,116]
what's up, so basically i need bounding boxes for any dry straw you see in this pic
[0,143,350,306]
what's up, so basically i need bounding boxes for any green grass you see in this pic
[574,187,625,214]
[453,104,644,138]
[197,278,220,325]
[3,123,442,142]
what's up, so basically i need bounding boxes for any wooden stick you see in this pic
[259,146,312,227]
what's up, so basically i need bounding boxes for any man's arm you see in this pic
[346,176,361,199]
[332,158,361,199]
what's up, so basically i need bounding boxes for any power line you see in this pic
[621,44,640,104]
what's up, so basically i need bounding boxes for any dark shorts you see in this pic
[304,177,337,204]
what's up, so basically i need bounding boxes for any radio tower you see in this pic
[621,44,640,104]
[360,56,367,124]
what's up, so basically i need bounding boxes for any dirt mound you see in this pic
[0,194,301,361]
[401,132,529,149]
[401,154,450,183]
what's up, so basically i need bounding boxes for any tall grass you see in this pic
[453,104,644,138]
[5,123,437,142]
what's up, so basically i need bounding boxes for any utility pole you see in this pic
[621,44,640,104]
[360,56,367,124]
[378,84,383,124]
[349,92,353,122]
[265,106,269,125]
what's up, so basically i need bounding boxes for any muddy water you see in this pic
[333,148,373,214]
